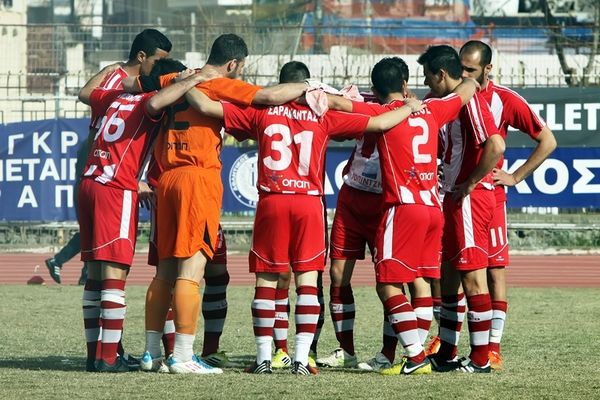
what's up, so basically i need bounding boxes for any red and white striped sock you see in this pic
[273,288,289,352]
[100,279,127,365]
[295,285,321,366]
[489,300,508,353]
[384,294,425,363]
[82,279,101,363]
[201,272,229,356]
[437,293,466,361]
[467,293,493,366]
[252,286,276,364]
[310,285,325,355]
[162,308,175,356]
[412,297,433,346]
[381,311,398,363]
[329,285,356,355]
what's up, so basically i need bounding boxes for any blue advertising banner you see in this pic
[1,119,599,222]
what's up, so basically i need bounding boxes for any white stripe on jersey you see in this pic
[420,190,434,206]
[104,72,123,90]
[441,120,464,192]
[119,190,132,239]
[400,186,415,204]
[490,92,503,128]
[383,207,395,260]
[467,97,488,144]
[462,194,475,248]
[492,82,546,126]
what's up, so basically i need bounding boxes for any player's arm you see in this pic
[252,82,308,105]
[145,72,208,116]
[452,77,480,105]
[494,126,557,187]
[184,87,224,119]
[364,98,424,132]
[78,63,122,105]
[326,94,353,112]
[453,134,505,202]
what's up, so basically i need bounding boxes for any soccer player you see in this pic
[419,45,505,373]
[459,40,557,369]
[75,29,172,372]
[325,57,481,375]
[45,28,171,286]
[77,60,206,373]
[136,34,313,374]
[185,60,425,375]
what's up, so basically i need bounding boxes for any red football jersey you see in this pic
[439,92,499,194]
[90,67,129,130]
[82,89,161,191]
[223,102,370,195]
[480,80,546,201]
[353,94,463,208]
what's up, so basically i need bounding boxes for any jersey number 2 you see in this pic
[409,117,432,164]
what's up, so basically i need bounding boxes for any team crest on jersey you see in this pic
[229,150,258,208]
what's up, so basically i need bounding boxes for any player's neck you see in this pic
[121,61,140,77]
[447,78,463,96]
[202,64,226,79]
[383,93,404,104]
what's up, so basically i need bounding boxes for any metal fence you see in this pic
[1,22,599,123]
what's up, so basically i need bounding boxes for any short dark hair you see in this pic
[140,58,188,92]
[128,29,172,61]
[206,34,249,66]
[417,45,463,80]
[279,61,310,83]
[460,40,493,67]
[371,57,409,98]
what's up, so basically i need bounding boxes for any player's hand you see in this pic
[174,68,196,82]
[451,181,477,204]
[138,181,155,209]
[493,168,518,187]
[404,97,424,112]
[463,77,481,91]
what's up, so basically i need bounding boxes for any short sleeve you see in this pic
[323,110,370,139]
[425,93,463,127]
[199,78,261,106]
[90,88,122,118]
[503,92,545,138]
[464,93,499,145]
[222,101,257,136]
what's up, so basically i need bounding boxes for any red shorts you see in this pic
[78,178,138,266]
[374,204,443,284]
[250,193,326,274]
[148,203,227,266]
[330,184,382,261]
[488,200,508,268]
[441,189,495,271]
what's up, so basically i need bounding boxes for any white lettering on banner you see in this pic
[573,160,600,194]
[61,131,79,154]
[583,104,600,130]
[532,159,569,194]
[22,159,41,180]
[17,185,38,208]
[334,161,345,190]
[7,133,24,155]
[564,104,582,130]
[33,131,52,154]
[6,159,22,181]
[55,185,73,207]
[69,158,78,180]
[511,103,600,132]
[40,159,61,181]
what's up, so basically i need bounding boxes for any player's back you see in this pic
[84,90,159,191]
[223,101,369,196]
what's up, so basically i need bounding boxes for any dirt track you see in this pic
[1,253,599,287]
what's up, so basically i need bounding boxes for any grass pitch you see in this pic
[1,285,599,399]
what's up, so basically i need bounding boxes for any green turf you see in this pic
[1,285,599,399]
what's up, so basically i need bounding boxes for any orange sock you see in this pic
[173,278,200,335]
[145,277,173,331]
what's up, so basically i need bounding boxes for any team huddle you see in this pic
[75,29,556,375]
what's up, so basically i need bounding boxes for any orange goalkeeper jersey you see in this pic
[154,74,261,172]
